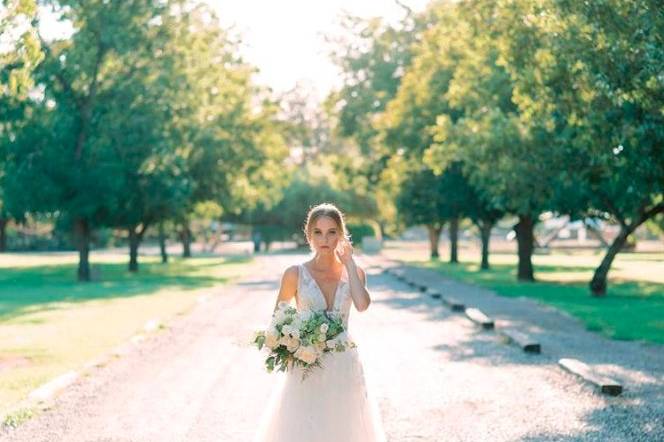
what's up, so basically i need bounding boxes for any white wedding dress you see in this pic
[253,263,387,442]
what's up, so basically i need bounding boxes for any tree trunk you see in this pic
[449,218,459,264]
[74,217,91,282]
[181,223,192,258]
[426,224,442,259]
[378,221,386,241]
[590,201,664,295]
[589,228,631,296]
[128,228,140,272]
[0,217,7,252]
[159,222,168,263]
[479,221,493,270]
[514,214,535,281]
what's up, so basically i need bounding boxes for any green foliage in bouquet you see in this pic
[253,302,356,380]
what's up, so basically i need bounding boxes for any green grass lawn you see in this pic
[0,252,254,419]
[385,245,664,345]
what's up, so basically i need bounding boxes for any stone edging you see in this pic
[378,259,623,396]
[1,317,166,429]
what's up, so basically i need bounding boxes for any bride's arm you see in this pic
[345,259,371,312]
[272,265,298,312]
[337,239,371,312]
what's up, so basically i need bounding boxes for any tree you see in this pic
[5,1,289,273]
[10,0,173,280]
[1,0,43,251]
[326,8,427,236]
[101,3,287,269]
[495,0,664,294]
[423,0,560,281]
[394,167,445,260]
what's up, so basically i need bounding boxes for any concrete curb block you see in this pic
[374,259,627,398]
[441,296,465,311]
[28,371,79,403]
[0,370,80,428]
[464,307,495,329]
[81,356,110,371]
[3,322,169,430]
[389,268,405,280]
[558,358,623,396]
[405,278,418,288]
[498,329,541,353]
[143,318,161,332]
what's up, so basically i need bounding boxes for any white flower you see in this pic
[265,328,280,349]
[319,323,329,334]
[281,324,301,339]
[286,336,301,352]
[328,311,342,321]
[326,338,337,349]
[271,310,286,325]
[294,345,319,364]
[278,335,290,347]
[290,317,303,329]
[299,310,313,321]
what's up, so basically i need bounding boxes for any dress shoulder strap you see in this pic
[296,263,302,291]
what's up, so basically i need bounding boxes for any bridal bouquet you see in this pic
[252,301,356,380]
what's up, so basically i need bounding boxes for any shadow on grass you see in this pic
[0,255,252,321]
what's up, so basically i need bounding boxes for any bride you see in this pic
[253,203,387,442]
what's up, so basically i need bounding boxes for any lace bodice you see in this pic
[296,263,353,329]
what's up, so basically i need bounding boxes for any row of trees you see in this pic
[328,0,663,295]
[2,0,662,296]
[1,0,290,278]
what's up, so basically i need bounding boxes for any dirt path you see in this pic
[2,253,661,441]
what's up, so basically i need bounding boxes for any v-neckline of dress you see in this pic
[302,263,344,313]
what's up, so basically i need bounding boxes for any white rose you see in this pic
[273,310,288,325]
[326,338,337,349]
[319,323,329,334]
[278,335,291,347]
[286,336,301,352]
[290,317,303,330]
[294,345,318,364]
[265,330,280,349]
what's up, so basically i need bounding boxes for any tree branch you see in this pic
[36,31,83,111]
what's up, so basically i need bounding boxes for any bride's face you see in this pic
[309,216,342,255]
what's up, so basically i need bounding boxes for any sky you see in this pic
[37,0,430,98]
[207,0,429,98]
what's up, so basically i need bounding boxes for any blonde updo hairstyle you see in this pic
[303,203,352,253]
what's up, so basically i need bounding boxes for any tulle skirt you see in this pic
[253,344,387,442]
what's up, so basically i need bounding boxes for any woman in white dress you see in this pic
[253,203,387,442]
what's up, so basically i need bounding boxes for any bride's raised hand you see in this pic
[335,238,353,265]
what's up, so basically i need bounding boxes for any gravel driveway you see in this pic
[2,253,662,441]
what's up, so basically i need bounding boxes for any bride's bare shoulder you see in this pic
[280,264,300,284]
